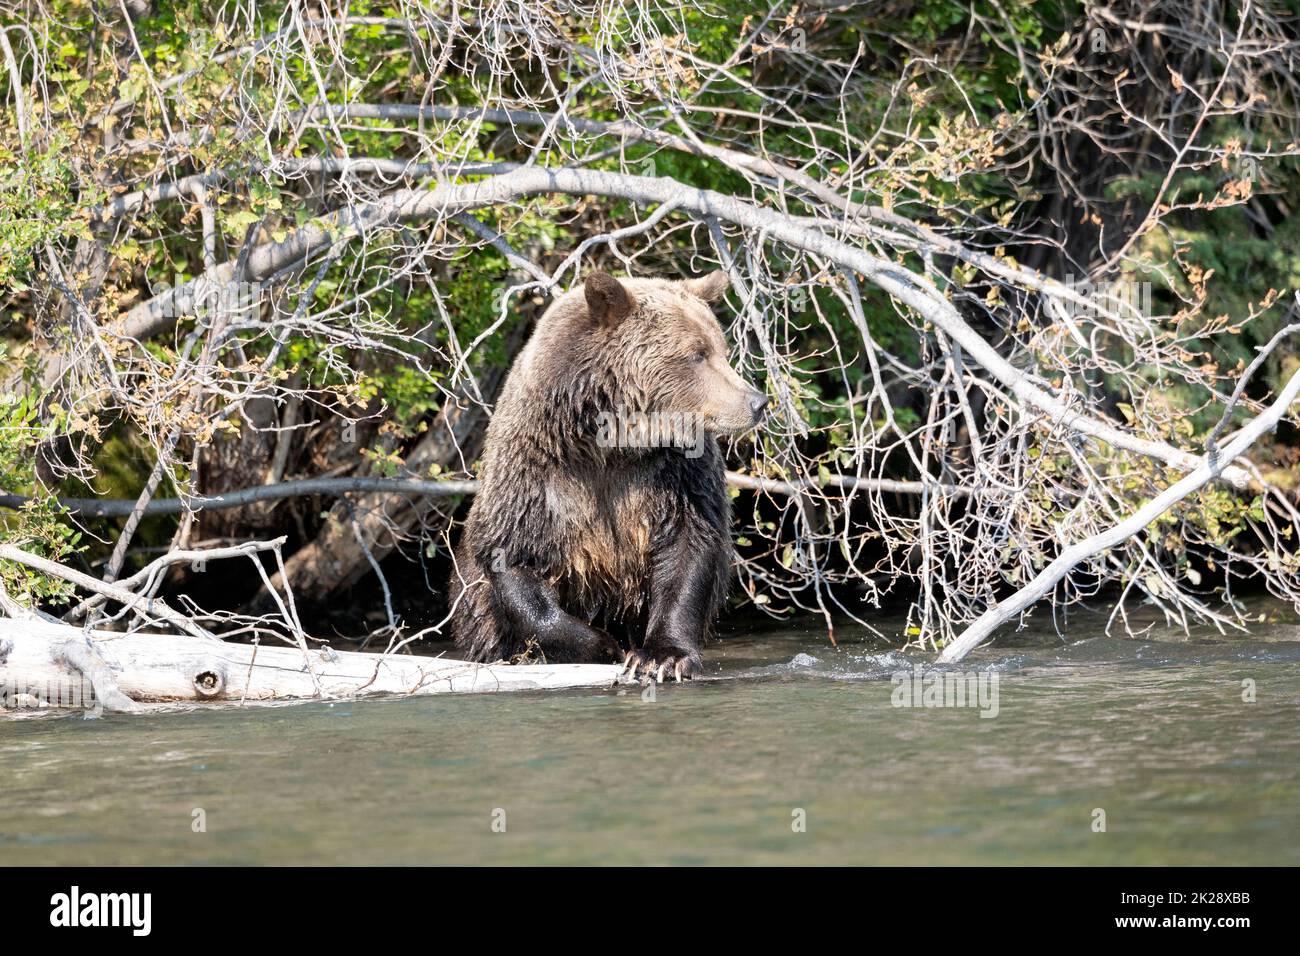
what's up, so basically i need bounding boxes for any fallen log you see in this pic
[0,618,621,714]
[0,469,967,518]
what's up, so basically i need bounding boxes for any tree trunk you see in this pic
[0,619,620,714]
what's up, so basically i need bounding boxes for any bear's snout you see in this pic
[748,390,770,425]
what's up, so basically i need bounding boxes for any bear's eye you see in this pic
[692,347,709,363]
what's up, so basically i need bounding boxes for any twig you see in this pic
[937,365,1300,663]
[0,545,212,639]
[62,539,288,622]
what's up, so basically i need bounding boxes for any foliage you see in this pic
[1,0,1298,643]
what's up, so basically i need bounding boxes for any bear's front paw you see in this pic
[621,646,702,683]
[560,622,624,663]
[588,628,625,664]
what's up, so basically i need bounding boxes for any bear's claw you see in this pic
[622,648,701,683]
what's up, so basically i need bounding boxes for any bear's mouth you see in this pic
[708,414,762,437]
[711,395,769,435]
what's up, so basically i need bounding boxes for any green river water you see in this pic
[3,603,1299,865]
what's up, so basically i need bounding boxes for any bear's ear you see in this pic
[584,272,636,328]
[683,269,731,304]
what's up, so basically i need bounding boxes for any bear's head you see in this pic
[572,270,769,444]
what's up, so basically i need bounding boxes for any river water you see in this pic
[3,602,1299,865]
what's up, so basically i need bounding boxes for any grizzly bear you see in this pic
[449,270,768,680]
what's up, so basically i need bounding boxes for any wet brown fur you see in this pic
[450,271,764,672]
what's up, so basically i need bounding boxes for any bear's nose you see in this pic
[749,391,771,422]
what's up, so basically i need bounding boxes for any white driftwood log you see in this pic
[0,618,621,713]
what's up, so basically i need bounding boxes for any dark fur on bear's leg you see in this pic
[449,544,623,664]
[492,566,623,664]
[623,461,730,681]
[624,541,722,681]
